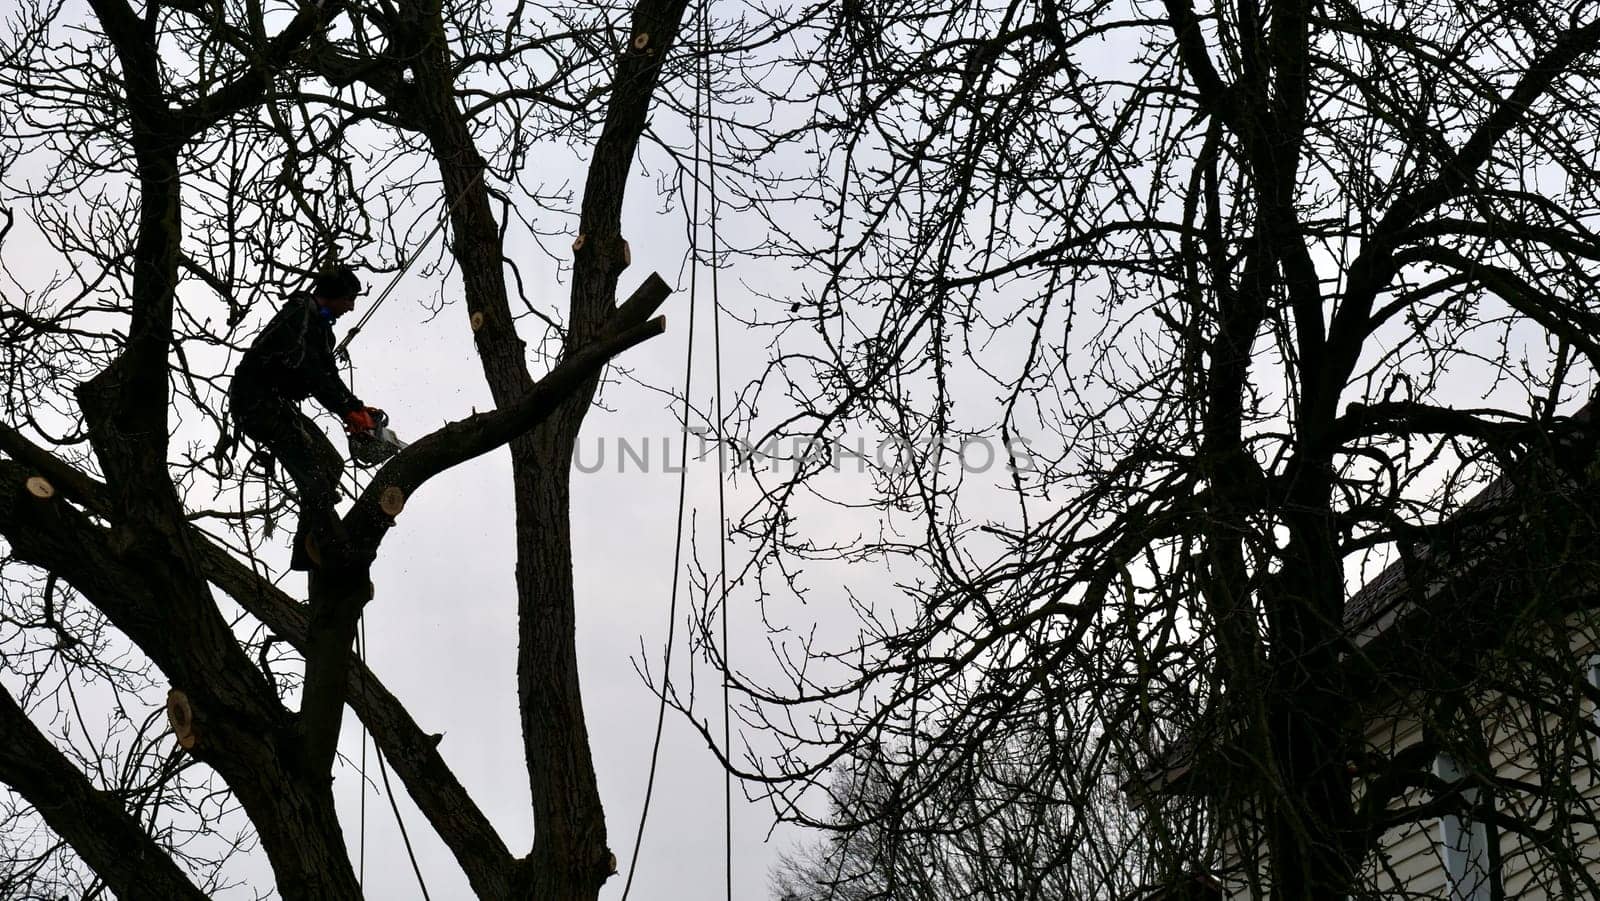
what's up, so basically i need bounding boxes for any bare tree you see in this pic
[770,738,1178,900]
[0,0,695,896]
[690,1,1600,899]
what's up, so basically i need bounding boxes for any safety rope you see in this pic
[707,0,734,888]
[358,621,369,886]
[701,7,740,898]
[336,165,486,357]
[344,360,433,901]
[378,735,433,901]
[348,361,370,892]
[618,4,707,895]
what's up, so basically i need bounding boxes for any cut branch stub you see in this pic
[470,311,485,332]
[631,32,650,50]
[621,239,631,268]
[25,475,54,499]
[166,689,197,750]
[572,234,586,252]
[380,486,406,517]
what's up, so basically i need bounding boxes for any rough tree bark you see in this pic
[0,0,686,896]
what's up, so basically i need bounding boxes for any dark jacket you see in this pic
[232,293,363,416]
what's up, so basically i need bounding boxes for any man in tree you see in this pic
[231,266,385,570]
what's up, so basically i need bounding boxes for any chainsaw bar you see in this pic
[350,426,408,466]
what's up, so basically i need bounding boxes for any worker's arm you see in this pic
[261,295,365,415]
[308,344,363,417]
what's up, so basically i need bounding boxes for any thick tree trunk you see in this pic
[59,6,366,893]
[1265,501,1356,900]
[0,0,689,896]
[391,2,692,895]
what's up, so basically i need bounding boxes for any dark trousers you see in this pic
[233,395,344,567]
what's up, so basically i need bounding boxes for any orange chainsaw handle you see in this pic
[343,407,382,435]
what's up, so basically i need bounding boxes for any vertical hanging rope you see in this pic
[707,8,734,895]
[618,4,707,896]
[343,356,432,901]
[377,741,433,901]
[347,358,370,891]
[359,621,369,888]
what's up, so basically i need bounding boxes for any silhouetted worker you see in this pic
[231,267,384,570]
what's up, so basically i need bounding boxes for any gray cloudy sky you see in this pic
[0,4,1076,896]
[318,154,808,901]
[6,3,1581,896]
[0,89,810,901]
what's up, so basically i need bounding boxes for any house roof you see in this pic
[1342,472,1516,644]
[1127,399,1600,799]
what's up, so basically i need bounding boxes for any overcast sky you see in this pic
[0,62,817,901]
[306,129,837,899]
[11,3,1583,898]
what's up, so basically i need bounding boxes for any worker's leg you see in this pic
[237,402,345,569]
[283,413,347,570]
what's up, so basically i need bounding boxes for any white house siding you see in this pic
[1472,671,1600,900]
[1217,618,1600,899]
[1358,715,1440,898]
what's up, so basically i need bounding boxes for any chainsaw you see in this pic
[348,408,409,466]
